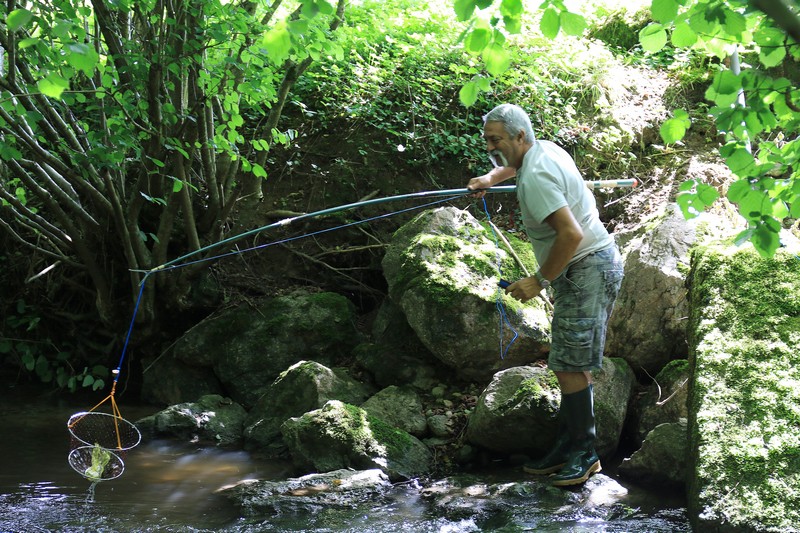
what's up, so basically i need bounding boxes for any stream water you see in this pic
[0,387,691,532]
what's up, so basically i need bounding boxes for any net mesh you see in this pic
[68,445,125,482]
[67,409,141,482]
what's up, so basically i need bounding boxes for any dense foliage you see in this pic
[3,0,793,390]
[453,0,800,258]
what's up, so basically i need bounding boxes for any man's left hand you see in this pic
[504,277,543,303]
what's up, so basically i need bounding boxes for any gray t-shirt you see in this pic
[516,140,613,269]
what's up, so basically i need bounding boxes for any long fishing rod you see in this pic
[148,178,638,273]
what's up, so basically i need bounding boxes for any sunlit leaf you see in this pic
[660,117,687,144]
[465,27,491,54]
[482,42,511,77]
[671,21,697,48]
[7,8,33,31]
[454,0,477,21]
[262,23,292,65]
[651,0,679,24]
[540,7,560,39]
[459,80,479,107]
[639,23,667,53]
[560,11,586,36]
[37,75,70,99]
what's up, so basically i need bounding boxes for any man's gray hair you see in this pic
[483,103,535,143]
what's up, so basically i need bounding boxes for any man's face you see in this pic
[483,121,525,169]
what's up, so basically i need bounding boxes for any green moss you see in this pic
[687,243,800,531]
[655,359,689,384]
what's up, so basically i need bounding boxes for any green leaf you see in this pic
[651,0,679,24]
[460,80,480,107]
[18,37,40,49]
[660,117,687,144]
[756,28,786,68]
[172,179,184,193]
[671,21,697,48]
[37,75,70,99]
[262,23,292,65]
[500,0,523,32]
[465,27,491,54]
[560,11,586,36]
[697,183,720,206]
[540,7,560,39]
[252,164,267,178]
[7,8,34,31]
[316,0,334,15]
[639,24,667,53]
[66,42,100,76]
[482,42,511,77]
[727,178,752,203]
[705,70,741,108]
[723,146,756,178]
[500,0,522,16]
[752,220,781,258]
[661,109,690,143]
[722,9,746,37]
[454,0,477,21]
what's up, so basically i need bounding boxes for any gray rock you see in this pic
[465,358,635,459]
[218,468,391,515]
[361,386,427,437]
[618,421,687,489]
[381,207,550,382]
[281,400,432,481]
[244,360,373,456]
[165,290,362,407]
[593,357,637,458]
[606,204,739,376]
[629,359,690,446]
[136,394,247,447]
[465,366,561,456]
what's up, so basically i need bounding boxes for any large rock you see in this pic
[618,421,687,489]
[465,358,634,459]
[361,385,428,437]
[465,365,560,456]
[592,357,636,458]
[381,207,550,381]
[218,468,391,516]
[243,360,373,456]
[628,359,690,445]
[607,204,739,376]
[686,241,800,532]
[153,291,361,407]
[136,394,247,447]
[281,400,433,481]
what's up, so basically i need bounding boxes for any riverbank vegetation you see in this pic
[1,0,797,394]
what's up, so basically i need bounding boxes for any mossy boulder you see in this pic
[164,290,361,407]
[381,207,550,381]
[136,394,247,447]
[281,400,433,481]
[686,241,800,532]
[243,360,373,457]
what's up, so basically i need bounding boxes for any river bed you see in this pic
[0,387,691,532]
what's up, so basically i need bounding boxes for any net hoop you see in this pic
[67,411,142,451]
[68,445,125,482]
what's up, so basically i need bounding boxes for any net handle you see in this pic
[69,382,125,450]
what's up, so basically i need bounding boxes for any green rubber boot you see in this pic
[523,403,569,475]
[551,384,602,487]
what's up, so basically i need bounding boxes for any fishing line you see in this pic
[480,197,519,359]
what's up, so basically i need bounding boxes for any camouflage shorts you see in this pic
[547,245,623,372]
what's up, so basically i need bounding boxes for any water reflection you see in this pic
[0,391,690,532]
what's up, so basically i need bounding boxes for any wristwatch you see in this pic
[535,269,551,290]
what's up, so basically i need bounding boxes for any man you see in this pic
[467,103,623,486]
